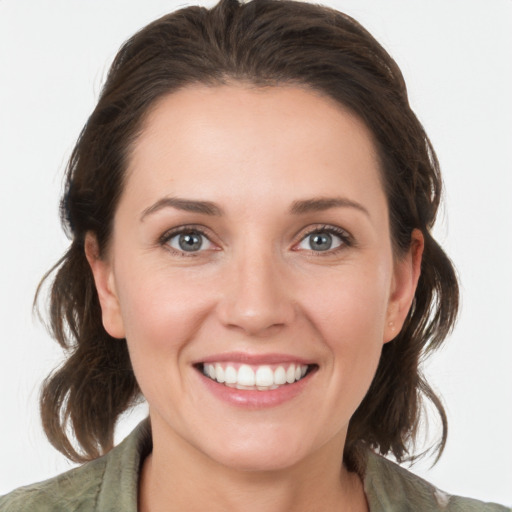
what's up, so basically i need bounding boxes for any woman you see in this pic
[0,0,509,510]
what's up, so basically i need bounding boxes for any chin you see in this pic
[201,433,316,473]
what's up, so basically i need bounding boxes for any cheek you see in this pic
[299,263,392,343]
[112,259,218,385]
[298,265,391,397]
[116,272,213,345]
[113,270,220,416]
[310,287,387,384]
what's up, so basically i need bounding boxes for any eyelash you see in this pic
[158,225,212,257]
[158,224,353,257]
[295,225,353,255]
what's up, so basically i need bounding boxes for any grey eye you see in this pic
[309,232,333,251]
[168,231,212,252]
[297,231,343,252]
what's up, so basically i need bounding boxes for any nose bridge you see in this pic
[217,236,294,335]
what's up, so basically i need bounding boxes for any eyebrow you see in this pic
[140,197,224,220]
[290,197,370,217]
[140,195,369,221]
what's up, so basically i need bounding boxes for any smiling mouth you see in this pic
[196,362,317,391]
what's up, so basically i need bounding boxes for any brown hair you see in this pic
[38,0,458,466]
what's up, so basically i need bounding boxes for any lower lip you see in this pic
[197,368,315,409]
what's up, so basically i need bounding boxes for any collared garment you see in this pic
[1,420,509,511]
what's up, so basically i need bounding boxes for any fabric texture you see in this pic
[1,420,509,511]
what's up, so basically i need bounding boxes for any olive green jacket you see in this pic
[1,420,509,511]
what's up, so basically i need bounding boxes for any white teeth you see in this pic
[274,366,287,385]
[215,364,225,383]
[225,366,237,384]
[255,366,274,387]
[235,384,253,390]
[237,365,255,386]
[286,365,296,384]
[257,384,279,391]
[202,362,310,389]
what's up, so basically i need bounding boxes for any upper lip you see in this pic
[194,352,315,366]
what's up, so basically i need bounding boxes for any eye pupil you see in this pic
[179,233,202,251]
[309,232,332,251]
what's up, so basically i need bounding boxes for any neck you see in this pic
[139,417,368,512]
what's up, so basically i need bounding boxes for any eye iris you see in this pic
[309,232,332,251]
[178,233,202,251]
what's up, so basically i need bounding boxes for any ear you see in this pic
[384,229,424,343]
[84,232,126,339]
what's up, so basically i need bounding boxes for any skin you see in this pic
[86,84,423,512]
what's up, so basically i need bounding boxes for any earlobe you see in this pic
[84,233,126,339]
[384,229,424,343]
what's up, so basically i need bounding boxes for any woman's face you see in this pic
[88,84,421,472]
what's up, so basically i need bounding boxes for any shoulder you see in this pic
[0,457,107,512]
[364,450,510,512]
[0,420,151,512]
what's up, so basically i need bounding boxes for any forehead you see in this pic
[122,83,385,216]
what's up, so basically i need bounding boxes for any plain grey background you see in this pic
[0,0,511,505]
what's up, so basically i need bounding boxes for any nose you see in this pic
[216,247,296,336]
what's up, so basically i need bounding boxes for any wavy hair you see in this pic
[37,0,459,466]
